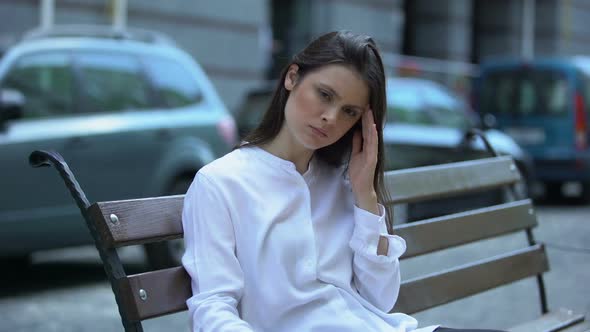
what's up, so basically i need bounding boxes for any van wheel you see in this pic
[580,182,590,203]
[144,177,193,270]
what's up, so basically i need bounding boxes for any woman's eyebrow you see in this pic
[318,83,340,99]
[317,83,365,111]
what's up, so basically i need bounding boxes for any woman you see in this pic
[182,31,498,332]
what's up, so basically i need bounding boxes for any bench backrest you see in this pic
[87,156,547,322]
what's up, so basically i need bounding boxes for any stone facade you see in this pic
[1,0,590,110]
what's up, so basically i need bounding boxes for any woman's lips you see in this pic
[310,125,328,137]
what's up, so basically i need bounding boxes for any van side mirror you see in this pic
[0,88,25,123]
[481,113,497,130]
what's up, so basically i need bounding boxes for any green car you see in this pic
[0,25,237,269]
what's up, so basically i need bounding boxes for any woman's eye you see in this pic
[344,108,358,117]
[318,89,332,101]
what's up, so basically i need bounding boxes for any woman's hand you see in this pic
[348,108,379,215]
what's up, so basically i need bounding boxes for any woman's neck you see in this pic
[261,129,314,175]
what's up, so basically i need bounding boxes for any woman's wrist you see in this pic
[355,190,379,215]
[377,235,389,256]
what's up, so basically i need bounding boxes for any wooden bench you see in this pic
[29,145,587,332]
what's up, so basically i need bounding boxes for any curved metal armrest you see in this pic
[29,150,141,330]
[464,128,500,157]
[29,150,90,211]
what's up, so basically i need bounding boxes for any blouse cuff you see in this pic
[349,204,407,263]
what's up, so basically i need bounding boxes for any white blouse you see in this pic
[182,145,438,332]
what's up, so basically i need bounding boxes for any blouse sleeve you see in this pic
[348,203,407,313]
[181,172,254,332]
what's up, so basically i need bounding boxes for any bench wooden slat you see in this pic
[385,156,520,204]
[120,267,191,321]
[559,320,590,332]
[507,308,586,332]
[392,244,549,314]
[396,199,537,259]
[89,195,184,248]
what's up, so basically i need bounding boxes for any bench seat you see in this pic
[508,308,586,332]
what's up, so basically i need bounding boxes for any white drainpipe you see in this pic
[40,0,55,30]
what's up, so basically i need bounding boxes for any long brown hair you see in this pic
[242,31,392,232]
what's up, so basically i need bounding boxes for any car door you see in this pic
[420,82,486,162]
[0,51,93,254]
[384,79,461,170]
[63,51,161,203]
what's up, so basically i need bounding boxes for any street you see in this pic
[1,203,588,332]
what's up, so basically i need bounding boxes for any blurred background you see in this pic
[3,0,590,110]
[0,0,588,331]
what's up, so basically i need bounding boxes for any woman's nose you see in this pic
[321,107,339,123]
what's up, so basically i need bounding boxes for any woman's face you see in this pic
[283,64,369,151]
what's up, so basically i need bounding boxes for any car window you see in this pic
[75,52,150,113]
[143,55,203,108]
[386,83,431,124]
[422,83,470,128]
[1,52,74,118]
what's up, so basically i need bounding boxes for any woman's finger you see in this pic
[361,109,369,144]
[371,124,377,160]
[351,129,362,155]
[365,109,375,152]
[367,107,375,125]
[363,110,372,150]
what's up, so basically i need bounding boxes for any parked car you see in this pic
[236,77,534,222]
[0,25,237,269]
[474,56,590,201]
[384,77,534,221]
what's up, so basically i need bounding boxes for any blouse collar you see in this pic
[244,145,317,182]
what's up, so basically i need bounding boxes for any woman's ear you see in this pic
[284,64,299,91]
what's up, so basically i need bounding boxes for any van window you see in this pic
[143,56,203,108]
[75,52,151,113]
[481,69,569,116]
[2,52,74,118]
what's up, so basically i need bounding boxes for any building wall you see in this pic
[4,0,590,110]
[126,0,269,112]
[474,0,590,61]
[473,0,524,61]
[0,1,38,49]
[555,0,590,55]
[0,0,268,111]
[474,0,562,61]
[309,0,404,56]
[410,0,472,61]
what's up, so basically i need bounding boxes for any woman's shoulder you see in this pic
[198,148,250,181]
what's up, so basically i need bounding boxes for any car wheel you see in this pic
[507,173,530,201]
[514,179,529,200]
[3,255,31,278]
[144,177,193,270]
[545,181,563,202]
[510,162,532,200]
